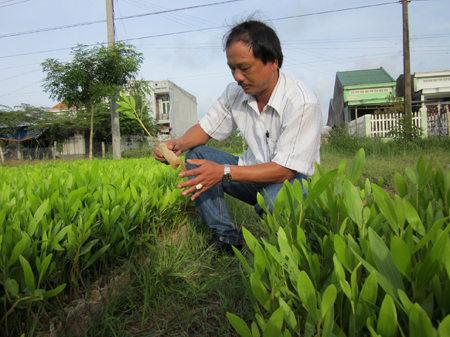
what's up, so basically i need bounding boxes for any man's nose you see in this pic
[233,69,245,82]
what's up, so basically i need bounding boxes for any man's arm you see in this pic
[178,160,295,200]
[229,162,295,184]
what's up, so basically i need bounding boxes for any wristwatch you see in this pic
[222,164,232,183]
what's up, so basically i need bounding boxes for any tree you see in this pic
[41,42,143,159]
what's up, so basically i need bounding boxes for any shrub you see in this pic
[228,149,450,336]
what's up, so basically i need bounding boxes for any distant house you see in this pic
[327,67,397,128]
[144,80,198,140]
[413,70,450,137]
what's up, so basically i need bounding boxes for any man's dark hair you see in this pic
[224,20,283,69]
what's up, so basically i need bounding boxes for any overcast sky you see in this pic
[1,0,449,125]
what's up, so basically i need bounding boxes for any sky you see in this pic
[1,0,449,126]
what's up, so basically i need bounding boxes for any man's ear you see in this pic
[271,59,279,71]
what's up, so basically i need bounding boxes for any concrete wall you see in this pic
[169,82,198,138]
[145,80,198,138]
[327,75,345,127]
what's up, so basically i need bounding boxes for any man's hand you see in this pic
[177,159,224,200]
[154,139,183,165]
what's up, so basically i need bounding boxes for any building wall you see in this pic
[146,80,198,138]
[169,82,198,138]
[328,75,345,127]
[344,83,396,105]
[414,70,450,100]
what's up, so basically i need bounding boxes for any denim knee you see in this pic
[185,145,208,161]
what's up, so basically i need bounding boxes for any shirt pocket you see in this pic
[267,138,278,162]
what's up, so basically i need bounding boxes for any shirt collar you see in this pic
[266,70,285,116]
[243,70,285,116]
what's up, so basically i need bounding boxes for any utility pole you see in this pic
[402,0,412,138]
[106,0,121,160]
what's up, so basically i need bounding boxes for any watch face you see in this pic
[222,173,232,183]
[222,164,231,183]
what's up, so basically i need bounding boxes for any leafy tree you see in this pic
[42,42,143,159]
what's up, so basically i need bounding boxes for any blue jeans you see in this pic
[185,145,307,246]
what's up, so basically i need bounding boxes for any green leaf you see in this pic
[409,303,434,337]
[377,294,397,337]
[438,315,450,337]
[390,236,411,281]
[398,289,413,314]
[226,313,252,337]
[253,244,266,279]
[304,169,338,208]
[405,167,417,185]
[360,272,378,305]
[372,184,398,235]
[403,199,426,236]
[321,284,337,319]
[334,235,353,272]
[413,217,447,254]
[19,255,36,294]
[394,173,409,197]
[346,148,365,184]
[368,228,405,295]
[28,199,49,237]
[5,278,19,298]
[339,278,352,301]
[243,227,260,254]
[68,187,87,209]
[8,237,28,267]
[251,322,260,337]
[82,244,110,270]
[343,180,363,228]
[43,283,67,299]
[279,297,297,330]
[264,307,284,337]
[297,271,319,322]
[415,223,450,292]
[250,274,271,311]
[38,253,53,287]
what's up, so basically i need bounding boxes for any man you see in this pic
[155,20,322,253]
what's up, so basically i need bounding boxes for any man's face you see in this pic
[226,41,278,99]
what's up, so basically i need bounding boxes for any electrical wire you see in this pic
[0,0,241,39]
[0,0,30,9]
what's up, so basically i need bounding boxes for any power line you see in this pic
[0,0,241,39]
[272,1,398,22]
[0,0,30,9]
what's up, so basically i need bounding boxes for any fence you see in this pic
[371,112,422,138]
[347,110,447,138]
[427,103,449,137]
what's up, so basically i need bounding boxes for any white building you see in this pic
[414,70,450,137]
[145,80,198,140]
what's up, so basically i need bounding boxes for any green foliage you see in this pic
[41,42,143,109]
[324,125,450,159]
[116,91,160,145]
[229,149,450,336]
[0,158,186,335]
[208,130,248,154]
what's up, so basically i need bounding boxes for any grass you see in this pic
[75,197,260,337]
[321,128,450,188]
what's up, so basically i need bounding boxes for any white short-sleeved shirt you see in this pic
[199,70,322,177]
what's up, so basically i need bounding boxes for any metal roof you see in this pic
[337,67,395,86]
